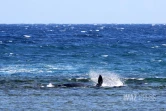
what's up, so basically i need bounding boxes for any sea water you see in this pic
[0,24,165,110]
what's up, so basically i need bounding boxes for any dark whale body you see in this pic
[57,75,103,88]
[58,83,87,87]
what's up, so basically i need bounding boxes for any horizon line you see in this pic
[0,23,166,25]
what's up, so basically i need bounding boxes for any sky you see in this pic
[0,0,166,24]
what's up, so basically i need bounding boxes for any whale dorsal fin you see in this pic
[96,75,103,87]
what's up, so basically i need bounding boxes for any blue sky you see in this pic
[0,0,166,24]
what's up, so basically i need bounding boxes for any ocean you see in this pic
[0,24,165,110]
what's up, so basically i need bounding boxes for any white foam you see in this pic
[0,65,43,74]
[24,35,31,38]
[162,44,166,46]
[81,31,86,33]
[96,30,99,32]
[116,28,124,30]
[0,64,77,75]
[46,64,75,71]
[89,70,124,87]
[74,77,86,82]
[151,46,159,48]
[24,26,29,28]
[76,77,85,80]
[137,78,144,80]
[41,85,45,88]
[46,65,58,70]
[100,27,104,29]
[47,83,54,88]
[158,60,162,62]
[129,78,136,80]
[101,55,108,57]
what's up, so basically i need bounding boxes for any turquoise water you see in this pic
[0,24,166,110]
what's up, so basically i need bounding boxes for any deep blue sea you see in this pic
[0,24,166,110]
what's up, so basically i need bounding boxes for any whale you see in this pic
[58,75,103,88]
[46,75,103,88]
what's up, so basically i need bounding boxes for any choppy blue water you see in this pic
[0,24,166,110]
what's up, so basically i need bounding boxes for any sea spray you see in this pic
[89,70,124,87]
